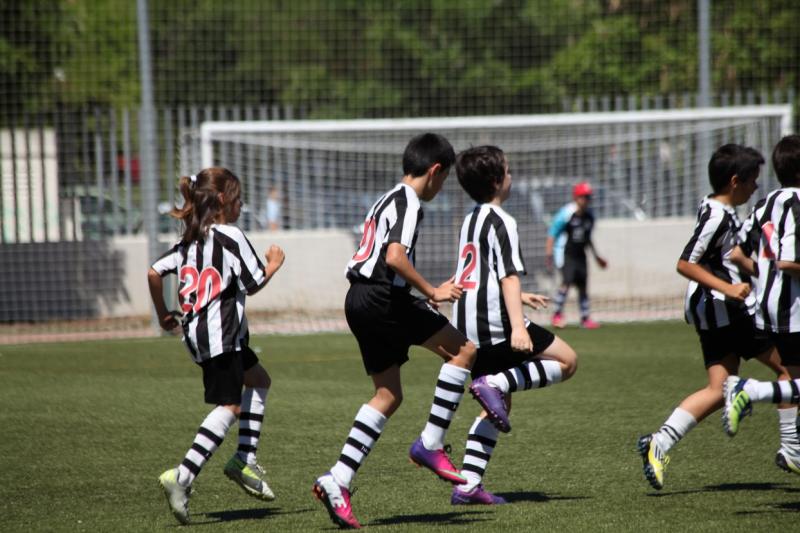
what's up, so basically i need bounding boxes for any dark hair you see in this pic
[402,133,455,177]
[170,167,241,243]
[772,135,800,187]
[708,144,764,193]
[455,145,506,203]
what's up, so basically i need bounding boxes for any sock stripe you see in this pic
[238,428,260,439]
[353,420,380,441]
[190,442,211,458]
[774,382,784,403]
[345,436,372,456]
[660,424,680,441]
[428,413,451,429]
[181,458,201,475]
[465,448,492,461]
[433,396,458,411]
[531,359,547,388]
[461,463,486,475]
[436,379,465,393]
[238,444,257,453]
[198,427,224,447]
[519,364,533,390]
[790,380,800,404]
[337,454,361,471]
[502,370,518,392]
[467,434,497,448]
[239,412,264,422]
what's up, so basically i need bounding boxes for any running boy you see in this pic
[312,133,478,529]
[722,135,800,474]
[637,144,791,491]
[450,145,578,504]
[545,182,607,328]
[149,167,285,524]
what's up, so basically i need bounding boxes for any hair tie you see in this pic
[189,174,197,183]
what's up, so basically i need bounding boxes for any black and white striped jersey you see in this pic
[680,196,753,330]
[151,224,266,362]
[745,188,800,333]
[346,183,422,289]
[451,204,528,348]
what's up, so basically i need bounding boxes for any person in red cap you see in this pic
[545,182,607,328]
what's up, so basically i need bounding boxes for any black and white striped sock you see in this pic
[420,363,470,450]
[488,358,562,394]
[461,417,499,490]
[177,406,236,486]
[330,404,386,489]
[237,387,268,464]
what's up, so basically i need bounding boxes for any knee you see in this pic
[245,364,271,389]
[460,341,477,367]
[560,348,579,381]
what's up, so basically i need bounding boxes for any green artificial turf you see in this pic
[1,322,797,532]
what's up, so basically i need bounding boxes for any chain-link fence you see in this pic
[2,0,799,340]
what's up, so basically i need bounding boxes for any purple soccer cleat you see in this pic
[451,484,508,505]
[312,472,361,529]
[409,438,467,485]
[469,376,511,433]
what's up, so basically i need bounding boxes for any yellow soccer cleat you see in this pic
[637,434,669,490]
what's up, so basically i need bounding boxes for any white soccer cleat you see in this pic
[158,468,190,524]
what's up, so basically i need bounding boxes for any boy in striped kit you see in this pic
[637,144,793,491]
[450,145,578,504]
[722,135,800,474]
[149,168,285,524]
[313,133,478,529]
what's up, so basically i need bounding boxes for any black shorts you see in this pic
[198,346,259,405]
[770,332,800,366]
[561,258,587,287]
[696,317,772,368]
[345,281,450,375]
[471,322,557,379]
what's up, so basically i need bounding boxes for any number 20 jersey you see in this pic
[151,224,266,361]
[451,204,528,348]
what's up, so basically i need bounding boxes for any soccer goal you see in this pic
[193,105,792,326]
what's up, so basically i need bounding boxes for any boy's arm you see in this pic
[676,259,750,301]
[777,261,800,277]
[385,242,462,302]
[147,268,180,331]
[500,274,533,352]
[587,240,608,269]
[729,245,756,276]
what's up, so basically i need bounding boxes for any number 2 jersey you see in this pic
[151,224,266,361]
[739,188,800,333]
[451,204,528,348]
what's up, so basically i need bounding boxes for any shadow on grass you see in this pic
[191,506,313,524]
[647,481,798,498]
[369,510,491,527]
[496,491,591,503]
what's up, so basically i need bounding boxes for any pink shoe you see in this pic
[409,438,467,484]
[313,472,361,529]
[581,318,600,329]
[551,313,566,329]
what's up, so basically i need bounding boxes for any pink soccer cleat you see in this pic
[313,472,361,529]
[451,484,508,505]
[551,313,566,329]
[409,438,467,484]
[581,318,600,329]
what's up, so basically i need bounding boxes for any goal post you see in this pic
[193,105,792,326]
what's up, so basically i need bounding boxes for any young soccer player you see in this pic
[545,182,607,328]
[637,144,792,491]
[450,145,578,504]
[148,167,285,524]
[722,135,800,474]
[312,133,478,529]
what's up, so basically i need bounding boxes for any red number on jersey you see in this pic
[352,218,377,262]
[761,221,776,259]
[458,243,478,290]
[179,265,223,313]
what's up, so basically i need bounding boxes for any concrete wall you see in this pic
[105,218,695,318]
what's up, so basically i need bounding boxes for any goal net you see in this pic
[192,106,791,329]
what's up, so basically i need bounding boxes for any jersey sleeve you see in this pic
[225,227,267,294]
[387,190,419,248]
[778,201,800,263]
[493,217,526,279]
[738,208,760,256]
[548,205,570,238]
[680,207,723,263]
[151,243,181,276]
